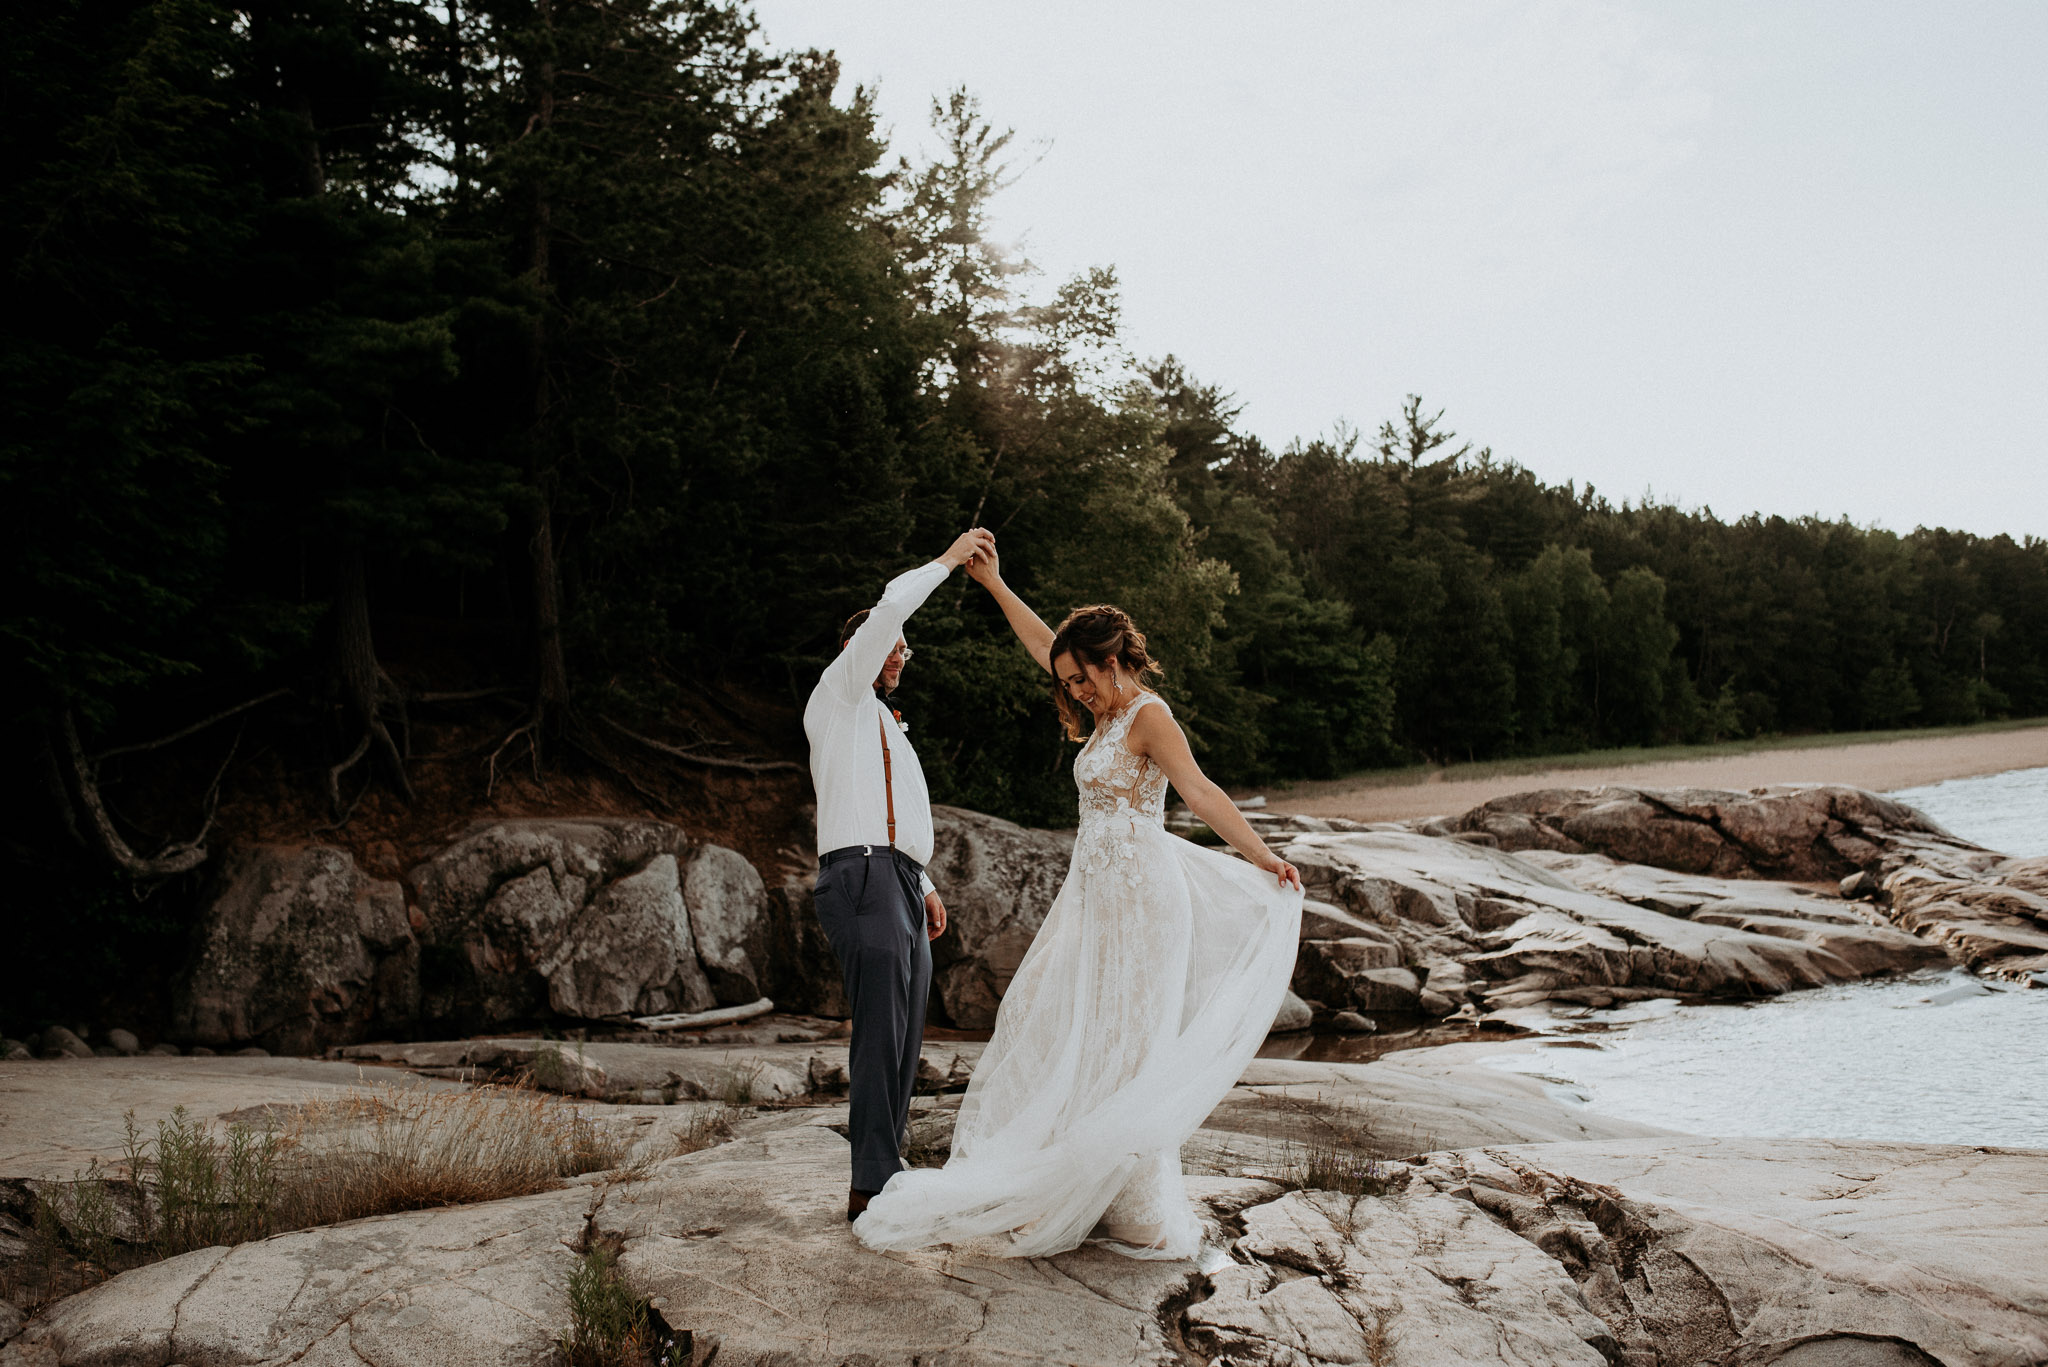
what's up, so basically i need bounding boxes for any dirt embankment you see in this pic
[1268,723,2048,825]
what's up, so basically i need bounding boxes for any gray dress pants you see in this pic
[813,847,932,1193]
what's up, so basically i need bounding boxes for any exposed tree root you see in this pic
[486,711,547,797]
[483,699,670,809]
[49,691,284,878]
[328,549,415,816]
[91,688,292,763]
[56,712,213,878]
[603,717,805,774]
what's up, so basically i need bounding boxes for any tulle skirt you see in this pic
[853,816,1302,1259]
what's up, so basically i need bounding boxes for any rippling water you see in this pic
[1477,765,2048,1147]
[1888,763,2048,856]
[1484,971,2048,1147]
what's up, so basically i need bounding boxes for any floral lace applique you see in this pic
[1073,694,1171,886]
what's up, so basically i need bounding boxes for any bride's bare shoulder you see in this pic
[1121,693,1179,749]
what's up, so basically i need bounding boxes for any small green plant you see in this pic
[1254,1093,1401,1198]
[559,1241,648,1367]
[150,1105,281,1255]
[901,1109,952,1169]
[63,1163,121,1273]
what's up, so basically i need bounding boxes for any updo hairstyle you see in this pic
[1048,605,1164,741]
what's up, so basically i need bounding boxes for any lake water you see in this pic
[1480,764,2048,1148]
[1889,763,2048,857]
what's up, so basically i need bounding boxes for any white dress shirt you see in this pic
[805,560,950,897]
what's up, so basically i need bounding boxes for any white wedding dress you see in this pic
[853,693,1303,1260]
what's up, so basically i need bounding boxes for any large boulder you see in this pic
[1446,783,1976,882]
[409,819,718,1030]
[682,844,772,1005]
[171,845,417,1055]
[170,820,778,1050]
[924,805,1073,1028]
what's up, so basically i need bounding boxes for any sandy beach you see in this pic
[1265,721,2048,824]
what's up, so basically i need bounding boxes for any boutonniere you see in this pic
[892,709,909,735]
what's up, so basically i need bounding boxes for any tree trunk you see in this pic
[485,2,581,792]
[524,11,571,717]
[329,545,413,808]
[530,500,572,710]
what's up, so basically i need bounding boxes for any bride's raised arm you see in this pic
[965,545,1055,674]
[1127,704,1303,890]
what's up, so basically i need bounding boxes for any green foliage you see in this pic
[4,0,2045,878]
[560,1243,652,1367]
[146,1105,283,1255]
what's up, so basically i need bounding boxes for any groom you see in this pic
[807,527,995,1221]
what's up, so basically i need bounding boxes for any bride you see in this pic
[852,546,1304,1260]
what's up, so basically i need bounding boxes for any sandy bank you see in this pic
[1268,721,2048,824]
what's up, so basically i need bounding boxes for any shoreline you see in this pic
[1264,719,2048,823]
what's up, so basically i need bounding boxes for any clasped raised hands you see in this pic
[943,527,997,572]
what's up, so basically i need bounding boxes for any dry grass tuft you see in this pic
[1259,1094,1402,1199]
[272,1084,631,1227]
[672,1104,743,1157]
[717,1060,766,1106]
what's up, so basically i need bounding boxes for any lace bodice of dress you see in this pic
[1073,693,1170,851]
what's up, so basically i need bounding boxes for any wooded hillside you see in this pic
[8,0,2045,1022]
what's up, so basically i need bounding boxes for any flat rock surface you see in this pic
[1193,1046,1671,1174]
[1410,1137,2048,1367]
[18,1182,592,1367]
[12,1104,2044,1366]
[0,1056,475,1183]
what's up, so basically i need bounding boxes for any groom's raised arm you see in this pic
[820,529,994,703]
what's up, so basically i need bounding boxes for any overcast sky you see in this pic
[752,1,2047,540]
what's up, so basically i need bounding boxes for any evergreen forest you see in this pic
[8,0,2046,930]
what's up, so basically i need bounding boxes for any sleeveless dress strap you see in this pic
[1113,692,1166,734]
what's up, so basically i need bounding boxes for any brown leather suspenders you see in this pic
[877,710,897,847]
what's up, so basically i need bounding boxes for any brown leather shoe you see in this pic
[847,1188,877,1222]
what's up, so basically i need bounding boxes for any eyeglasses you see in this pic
[887,646,915,664]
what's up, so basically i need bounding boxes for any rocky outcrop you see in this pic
[409,819,716,1027]
[13,1182,591,1367]
[1432,783,2047,981]
[1188,1137,2048,1366]
[1441,783,1974,882]
[1875,849,2048,981]
[158,781,2026,1053]
[171,845,417,1055]
[168,821,777,1049]
[1277,828,1944,1012]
